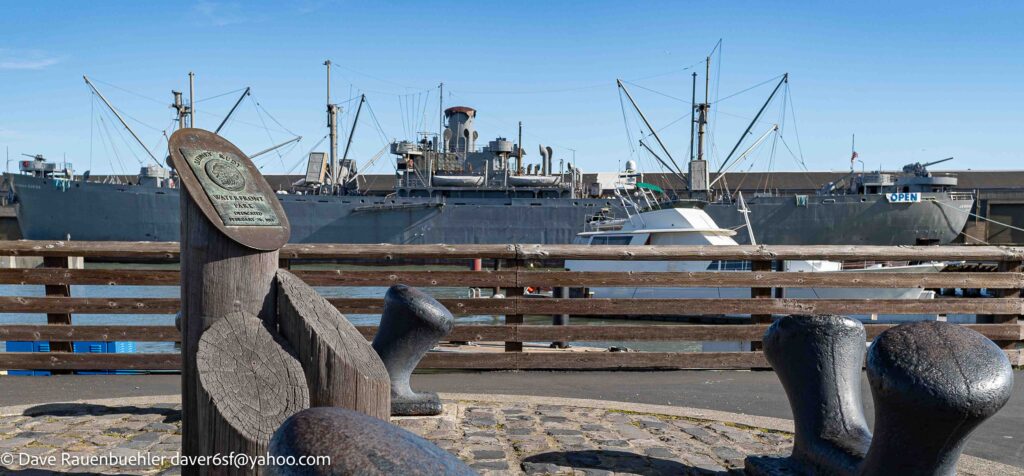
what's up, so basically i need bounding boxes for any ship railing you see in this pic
[0,241,1021,372]
[950,191,975,201]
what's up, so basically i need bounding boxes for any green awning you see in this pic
[636,182,664,194]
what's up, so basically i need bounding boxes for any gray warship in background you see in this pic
[4,65,973,245]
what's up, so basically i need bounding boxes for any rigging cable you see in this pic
[195,88,247,103]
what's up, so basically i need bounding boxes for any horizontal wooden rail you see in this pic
[2,241,1023,262]
[0,325,180,342]
[331,297,1024,316]
[296,270,1024,289]
[0,297,179,314]
[0,269,180,286]
[1,297,1018,316]
[4,349,1018,371]
[2,323,1020,344]
[0,353,180,370]
[5,269,1022,289]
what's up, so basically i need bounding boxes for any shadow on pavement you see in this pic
[19,403,180,424]
[523,449,727,475]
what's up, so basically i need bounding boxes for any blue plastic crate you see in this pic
[4,340,139,375]
[5,341,52,376]
[73,341,139,375]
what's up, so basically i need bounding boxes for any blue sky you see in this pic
[1,1,1022,177]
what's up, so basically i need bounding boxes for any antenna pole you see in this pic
[325,60,340,193]
[82,75,160,165]
[214,87,251,135]
[439,83,444,151]
[616,79,684,176]
[188,72,195,127]
[689,72,697,162]
[516,121,523,174]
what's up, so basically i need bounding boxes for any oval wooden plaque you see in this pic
[169,128,290,250]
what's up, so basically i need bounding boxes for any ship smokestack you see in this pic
[444,106,477,154]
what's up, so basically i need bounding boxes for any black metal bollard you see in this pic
[267,407,476,476]
[747,315,871,476]
[860,321,1013,476]
[372,284,454,416]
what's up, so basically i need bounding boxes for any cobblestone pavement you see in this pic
[0,399,791,475]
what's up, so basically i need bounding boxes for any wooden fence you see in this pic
[0,241,1021,372]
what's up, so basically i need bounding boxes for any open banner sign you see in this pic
[887,192,921,203]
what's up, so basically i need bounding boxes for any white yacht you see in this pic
[566,195,945,322]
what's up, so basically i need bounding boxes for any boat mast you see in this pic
[214,87,251,134]
[689,72,697,162]
[82,76,160,166]
[695,57,709,164]
[325,60,340,194]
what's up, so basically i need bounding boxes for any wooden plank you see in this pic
[2,268,1021,290]
[0,268,180,286]
[0,297,179,314]
[417,351,770,370]
[353,323,1023,342]
[279,243,518,260]
[516,244,1024,262]
[0,241,180,259]
[0,325,181,342]
[292,269,517,287]
[0,352,181,370]
[0,296,1018,317]
[750,260,773,326]
[2,241,1022,262]
[42,257,73,357]
[331,297,1024,316]
[293,270,1024,289]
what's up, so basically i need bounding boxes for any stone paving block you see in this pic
[0,437,35,448]
[472,460,511,470]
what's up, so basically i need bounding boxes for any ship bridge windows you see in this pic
[590,235,633,245]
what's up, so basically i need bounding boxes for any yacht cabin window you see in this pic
[590,235,633,245]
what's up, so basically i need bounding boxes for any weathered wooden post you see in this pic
[170,129,305,474]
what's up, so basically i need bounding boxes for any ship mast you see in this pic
[687,56,711,199]
[325,60,340,194]
[188,72,195,127]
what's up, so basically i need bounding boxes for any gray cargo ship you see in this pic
[4,66,973,245]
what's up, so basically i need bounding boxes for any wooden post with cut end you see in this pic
[171,129,293,475]
[196,311,309,464]
[277,269,390,419]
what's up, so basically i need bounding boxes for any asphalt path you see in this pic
[1,370,1020,467]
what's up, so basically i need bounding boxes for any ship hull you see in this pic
[7,174,973,245]
[705,193,973,245]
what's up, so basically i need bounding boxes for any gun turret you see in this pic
[901,157,953,177]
